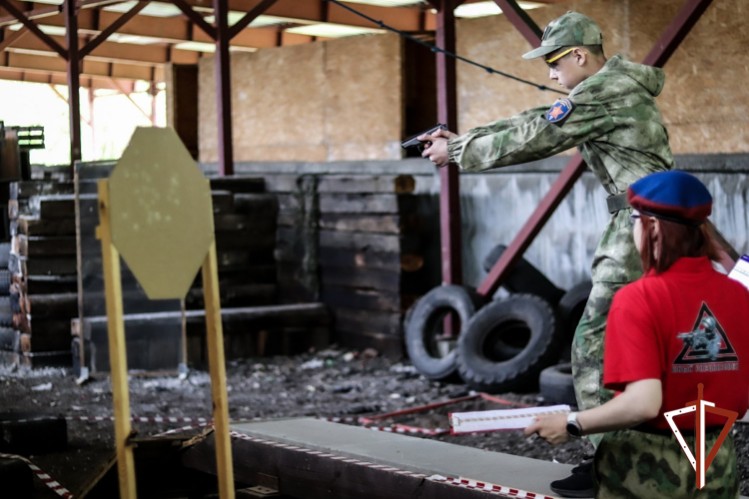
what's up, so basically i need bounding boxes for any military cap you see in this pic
[522,11,603,60]
[627,170,713,225]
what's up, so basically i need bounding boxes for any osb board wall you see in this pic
[195,0,747,161]
[198,33,402,163]
[456,0,749,154]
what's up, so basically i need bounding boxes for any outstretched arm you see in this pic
[524,378,662,445]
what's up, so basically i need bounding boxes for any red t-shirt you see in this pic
[604,256,749,430]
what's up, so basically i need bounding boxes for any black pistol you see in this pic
[401,123,448,152]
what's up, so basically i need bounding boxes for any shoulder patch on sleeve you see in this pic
[546,98,575,124]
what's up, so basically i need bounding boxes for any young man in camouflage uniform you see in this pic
[420,11,673,497]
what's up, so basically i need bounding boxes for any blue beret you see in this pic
[627,170,712,225]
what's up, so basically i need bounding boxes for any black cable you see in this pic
[326,0,566,95]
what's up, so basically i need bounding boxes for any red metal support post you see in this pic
[435,0,462,287]
[64,0,81,168]
[643,0,714,67]
[213,0,234,176]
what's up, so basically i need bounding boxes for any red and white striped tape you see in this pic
[429,475,558,498]
[0,452,74,499]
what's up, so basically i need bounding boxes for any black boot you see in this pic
[550,458,594,498]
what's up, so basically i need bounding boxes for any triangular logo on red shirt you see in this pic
[673,303,738,365]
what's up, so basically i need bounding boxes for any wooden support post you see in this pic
[95,179,137,499]
[202,240,235,499]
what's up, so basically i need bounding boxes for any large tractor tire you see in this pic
[539,362,577,407]
[556,280,592,362]
[457,293,560,393]
[482,244,564,305]
[405,285,481,381]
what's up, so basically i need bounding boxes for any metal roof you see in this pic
[0,0,551,88]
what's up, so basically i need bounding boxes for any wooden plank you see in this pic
[231,193,279,217]
[208,176,265,194]
[320,266,400,292]
[334,308,403,336]
[24,319,72,352]
[79,248,275,278]
[213,213,276,233]
[320,285,402,312]
[211,191,235,214]
[12,235,77,257]
[259,174,299,193]
[25,256,78,276]
[39,194,96,219]
[318,213,400,234]
[319,193,402,214]
[13,216,77,236]
[319,230,399,253]
[186,283,278,308]
[9,180,75,200]
[26,292,78,319]
[215,231,276,251]
[316,175,415,194]
[32,191,234,220]
[276,193,416,215]
[317,247,401,270]
[23,275,78,295]
[76,303,330,327]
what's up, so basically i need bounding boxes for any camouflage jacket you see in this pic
[447,55,675,283]
[447,54,674,195]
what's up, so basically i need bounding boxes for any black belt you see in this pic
[632,424,723,437]
[606,193,628,214]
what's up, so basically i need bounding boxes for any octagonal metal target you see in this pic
[109,127,214,300]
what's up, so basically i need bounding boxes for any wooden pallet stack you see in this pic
[271,173,430,357]
[5,174,329,369]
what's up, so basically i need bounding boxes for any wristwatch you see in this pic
[566,412,583,437]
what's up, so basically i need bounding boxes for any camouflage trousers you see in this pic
[571,210,642,448]
[594,429,739,498]
[570,279,624,448]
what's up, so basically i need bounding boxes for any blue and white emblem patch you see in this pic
[546,98,575,124]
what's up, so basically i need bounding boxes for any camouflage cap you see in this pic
[522,11,603,60]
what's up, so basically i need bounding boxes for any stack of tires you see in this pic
[405,244,590,404]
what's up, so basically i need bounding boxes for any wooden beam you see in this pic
[1,51,164,81]
[79,0,150,59]
[0,0,67,58]
[5,33,200,65]
[0,25,28,51]
[227,0,277,40]
[172,0,217,39]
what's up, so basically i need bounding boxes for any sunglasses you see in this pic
[545,47,576,69]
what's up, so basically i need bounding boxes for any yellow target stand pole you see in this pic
[201,240,235,499]
[97,178,235,499]
[96,179,137,499]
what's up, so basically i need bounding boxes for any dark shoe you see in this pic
[550,460,594,498]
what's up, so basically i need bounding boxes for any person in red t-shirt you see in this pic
[525,170,749,498]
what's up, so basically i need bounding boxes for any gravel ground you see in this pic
[1,348,747,498]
